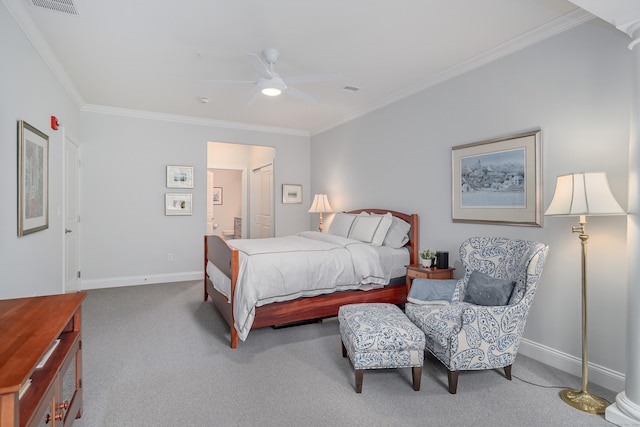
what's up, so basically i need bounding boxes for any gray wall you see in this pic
[311,20,630,391]
[0,3,81,298]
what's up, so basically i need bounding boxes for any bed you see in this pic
[204,209,418,348]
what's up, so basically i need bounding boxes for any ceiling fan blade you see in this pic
[247,53,273,79]
[246,91,262,106]
[283,86,318,104]
[197,79,256,84]
[284,72,340,86]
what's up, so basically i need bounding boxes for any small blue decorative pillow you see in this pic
[463,270,516,306]
[407,279,457,305]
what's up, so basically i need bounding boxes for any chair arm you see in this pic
[459,301,528,345]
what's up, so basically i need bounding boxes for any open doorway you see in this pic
[207,142,275,239]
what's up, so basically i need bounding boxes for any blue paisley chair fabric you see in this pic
[339,303,426,392]
[405,237,549,394]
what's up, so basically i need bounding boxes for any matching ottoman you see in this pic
[338,303,426,393]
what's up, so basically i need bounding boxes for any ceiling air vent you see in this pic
[30,0,79,15]
[341,86,360,93]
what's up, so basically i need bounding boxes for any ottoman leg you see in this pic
[355,369,364,393]
[341,341,347,358]
[412,366,422,391]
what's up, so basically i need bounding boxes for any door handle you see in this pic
[65,229,72,234]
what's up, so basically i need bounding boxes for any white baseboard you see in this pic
[519,338,625,392]
[81,271,202,290]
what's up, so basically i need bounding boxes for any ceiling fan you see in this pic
[200,48,340,105]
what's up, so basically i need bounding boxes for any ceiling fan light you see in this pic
[261,87,282,96]
[257,78,286,97]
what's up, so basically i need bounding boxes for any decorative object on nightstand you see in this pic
[545,172,625,415]
[419,249,436,268]
[308,193,332,232]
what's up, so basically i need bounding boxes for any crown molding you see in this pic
[81,104,310,137]
[2,0,85,109]
[311,9,594,136]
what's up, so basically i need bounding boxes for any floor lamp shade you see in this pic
[545,172,624,217]
[545,172,624,415]
[308,194,332,232]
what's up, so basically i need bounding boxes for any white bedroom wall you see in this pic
[310,19,631,391]
[0,3,82,299]
[79,112,310,289]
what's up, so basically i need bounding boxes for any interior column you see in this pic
[605,25,640,426]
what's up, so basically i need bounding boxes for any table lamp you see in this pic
[308,194,332,232]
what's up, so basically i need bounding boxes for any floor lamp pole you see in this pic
[559,216,609,414]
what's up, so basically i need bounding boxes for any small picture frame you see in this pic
[282,184,302,204]
[165,193,192,216]
[18,120,49,236]
[212,187,223,205]
[166,165,194,188]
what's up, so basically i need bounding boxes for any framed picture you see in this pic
[166,165,194,188]
[282,184,302,204]
[451,129,542,227]
[18,120,49,236]
[165,193,192,216]
[212,187,223,205]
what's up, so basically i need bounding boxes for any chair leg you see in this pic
[504,364,512,380]
[341,341,347,357]
[412,366,422,391]
[355,369,364,393]
[447,370,459,394]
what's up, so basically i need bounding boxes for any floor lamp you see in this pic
[308,194,332,232]
[545,172,625,414]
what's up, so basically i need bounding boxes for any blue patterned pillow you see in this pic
[463,270,516,306]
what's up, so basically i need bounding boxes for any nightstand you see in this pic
[406,264,455,294]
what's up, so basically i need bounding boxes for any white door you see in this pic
[207,170,215,235]
[253,164,273,238]
[64,138,81,293]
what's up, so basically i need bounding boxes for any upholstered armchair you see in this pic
[405,237,549,394]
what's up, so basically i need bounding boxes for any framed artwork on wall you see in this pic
[213,187,223,205]
[18,120,49,236]
[165,193,192,216]
[282,184,302,204]
[451,129,542,227]
[167,165,194,188]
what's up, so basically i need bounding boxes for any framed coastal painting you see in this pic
[18,120,49,236]
[166,165,194,188]
[282,184,302,204]
[165,193,193,216]
[451,129,542,227]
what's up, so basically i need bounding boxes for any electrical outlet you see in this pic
[167,253,174,262]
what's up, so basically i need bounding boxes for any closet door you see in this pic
[252,164,273,238]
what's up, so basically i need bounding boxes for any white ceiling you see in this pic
[5,0,593,135]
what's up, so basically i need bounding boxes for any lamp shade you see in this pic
[308,194,333,213]
[544,172,625,216]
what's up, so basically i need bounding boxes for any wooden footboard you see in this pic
[204,209,418,349]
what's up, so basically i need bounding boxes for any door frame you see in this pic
[209,163,248,238]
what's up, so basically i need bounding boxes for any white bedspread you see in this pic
[209,231,394,341]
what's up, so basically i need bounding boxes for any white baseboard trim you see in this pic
[519,338,625,392]
[81,271,202,290]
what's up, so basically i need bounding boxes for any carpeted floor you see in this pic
[73,280,617,427]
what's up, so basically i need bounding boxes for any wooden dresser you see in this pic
[0,292,86,427]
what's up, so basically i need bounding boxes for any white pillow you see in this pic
[349,215,383,243]
[328,213,356,237]
[383,216,411,248]
[370,212,393,246]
